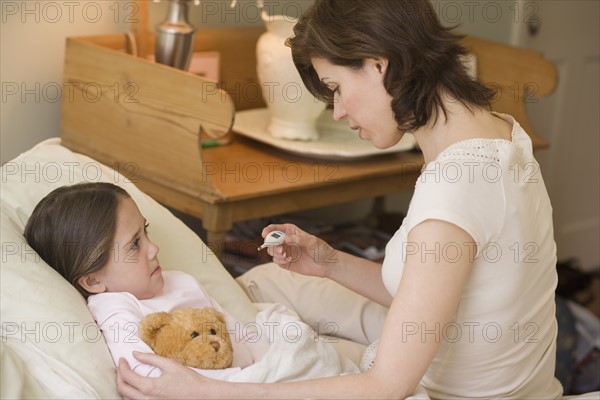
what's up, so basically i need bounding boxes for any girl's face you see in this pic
[312,57,404,149]
[80,196,164,299]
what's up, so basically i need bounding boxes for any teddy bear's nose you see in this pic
[210,341,220,352]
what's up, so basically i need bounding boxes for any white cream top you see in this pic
[382,114,563,398]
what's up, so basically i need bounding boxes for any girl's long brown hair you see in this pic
[25,182,129,298]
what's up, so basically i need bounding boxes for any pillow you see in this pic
[1,138,258,398]
[1,340,50,399]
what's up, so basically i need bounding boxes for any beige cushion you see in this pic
[0,341,48,399]
[1,138,257,398]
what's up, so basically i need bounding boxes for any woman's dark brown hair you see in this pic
[288,0,496,132]
[24,182,130,298]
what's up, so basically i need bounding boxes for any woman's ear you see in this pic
[366,58,389,78]
[77,274,106,294]
[377,59,388,75]
[373,58,389,75]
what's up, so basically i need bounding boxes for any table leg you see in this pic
[365,196,386,228]
[201,202,233,261]
[206,230,227,260]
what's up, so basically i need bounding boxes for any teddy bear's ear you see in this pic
[139,312,172,349]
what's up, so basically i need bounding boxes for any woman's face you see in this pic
[85,196,164,299]
[312,57,404,149]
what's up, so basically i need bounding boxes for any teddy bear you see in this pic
[139,307,234,369]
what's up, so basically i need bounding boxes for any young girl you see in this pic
[24,182,268,379]
[116,0,563,398]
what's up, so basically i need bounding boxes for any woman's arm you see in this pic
[326,250,393,307]
[118,219,476,399]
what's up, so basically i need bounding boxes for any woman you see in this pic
[117,0,563,398]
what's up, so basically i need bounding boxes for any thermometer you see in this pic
[257,230,286,251]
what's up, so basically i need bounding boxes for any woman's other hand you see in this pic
[261,223,338,278]
[117,353,205,399]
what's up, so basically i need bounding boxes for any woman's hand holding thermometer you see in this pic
[257,230,286,251]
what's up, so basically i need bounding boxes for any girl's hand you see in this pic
[117,353,206,399]
[261,224,338,278]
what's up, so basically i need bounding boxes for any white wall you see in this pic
[434,0,515,42]
[1,1,130,163]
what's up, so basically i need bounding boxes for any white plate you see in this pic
[232,108,416,160]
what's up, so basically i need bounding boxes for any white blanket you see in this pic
[229,304,430,399]
[230,304,360,383]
